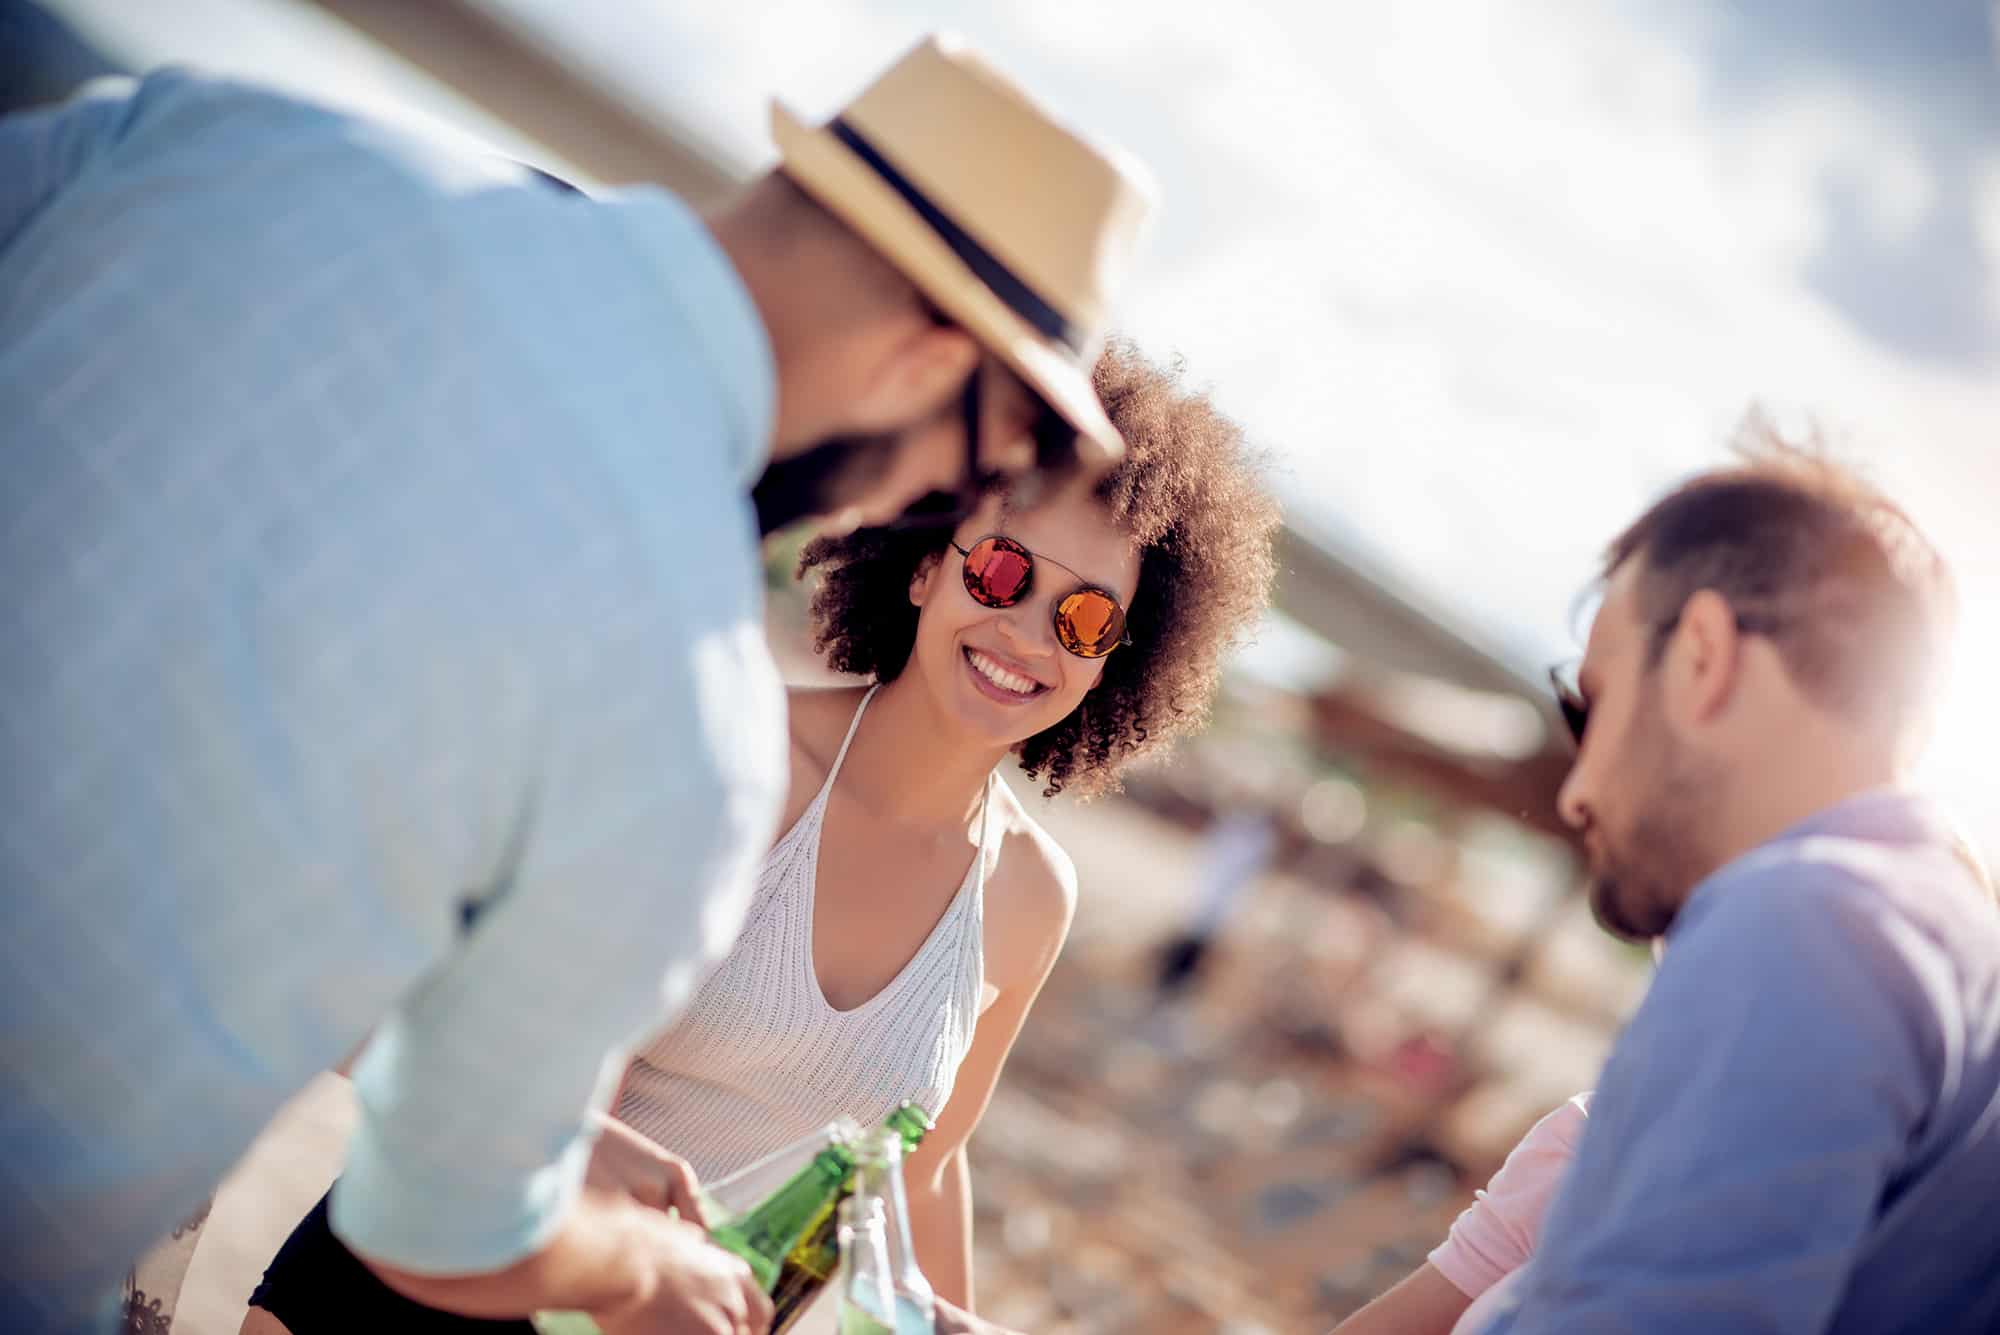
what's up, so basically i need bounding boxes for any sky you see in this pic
[44,0,2000,845]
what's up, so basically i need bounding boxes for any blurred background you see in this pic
[7,2,1997,1330]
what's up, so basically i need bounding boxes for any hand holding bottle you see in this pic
[587,1111,713,1227]
[593,1212,773,1335]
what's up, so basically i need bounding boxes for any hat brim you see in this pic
[771,102,1123,474]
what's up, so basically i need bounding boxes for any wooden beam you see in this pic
[1309,689,1578,848]
[301,0,741,200]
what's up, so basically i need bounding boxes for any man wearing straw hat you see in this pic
[0,35,1150,1335]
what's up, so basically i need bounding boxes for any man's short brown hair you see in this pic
[1605,419,1957,733]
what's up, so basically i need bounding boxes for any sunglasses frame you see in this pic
[950,534,1133,660]
[1548,605,1785,749]
[1549,663,1588,747]
[886,318,1080,531]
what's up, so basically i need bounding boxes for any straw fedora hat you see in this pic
[771,34,1156,471]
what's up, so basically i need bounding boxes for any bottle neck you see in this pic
[839,1197,897,1321]
[884,1106,933,1155]
[860,1139,936,1309]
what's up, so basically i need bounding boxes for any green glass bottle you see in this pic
[769,1103,934,1332]
[881,1103,933,1156]
[710,1134,862,1291]
[702,1117,865,1225]
[528,1314,601,1335]
[530,1119,866,1335]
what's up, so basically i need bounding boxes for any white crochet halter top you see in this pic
[615,686,994,1181]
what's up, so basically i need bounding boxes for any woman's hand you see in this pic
[585,1112,712,1228]
[933,1296,1025,1335]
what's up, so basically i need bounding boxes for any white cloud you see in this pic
[1978,160,2000,312]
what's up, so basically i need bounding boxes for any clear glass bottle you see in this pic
[835,1195,896,1335]
[865,1129,937,1334]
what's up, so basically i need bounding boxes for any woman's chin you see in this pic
[914,654,1060,748]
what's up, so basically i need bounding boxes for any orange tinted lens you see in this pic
[963,537,1032,606]
[1054,590,1125,658]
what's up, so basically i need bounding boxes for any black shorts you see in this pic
[249,1187,537,1334]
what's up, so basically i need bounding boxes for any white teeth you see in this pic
[968,649,1040,696]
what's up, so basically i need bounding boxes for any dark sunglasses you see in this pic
[888,358,1080,531]
[1548,605,1783,749]
[951,534,1132,659]
[1549,662,1588,747]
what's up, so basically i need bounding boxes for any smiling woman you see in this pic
[599,338,1283,1321]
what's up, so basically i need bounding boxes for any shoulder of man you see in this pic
[1692,824,1989,968]
[77,66,420,169]
[1659,843,1961,1099]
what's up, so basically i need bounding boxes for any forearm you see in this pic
[359,1187,666,1319]
[908,1147,976,1307]
[1330,1262,1472,1335]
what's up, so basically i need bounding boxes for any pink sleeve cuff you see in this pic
[1428,1094,1592,1299]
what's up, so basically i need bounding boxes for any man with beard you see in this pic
[0,36,1151,1335]
[1479,441,2000,1333]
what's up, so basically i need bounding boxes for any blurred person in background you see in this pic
[240,341,1279,1335]
[1469,438,2000,1333]
[0,34,1155,1335]
[1152,776,1284,999]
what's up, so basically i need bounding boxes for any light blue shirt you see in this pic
[0,70,787,1332]
[1483,791,2000,1334]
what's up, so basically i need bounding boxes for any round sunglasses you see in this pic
[951,535,1133,659]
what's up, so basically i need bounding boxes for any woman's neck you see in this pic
[835,675,1010,830]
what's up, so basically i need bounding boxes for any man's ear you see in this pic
[1671,588,1743,725]
[847,323,980,434]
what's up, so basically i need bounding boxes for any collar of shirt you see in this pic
[1776,787,1955,851]
[1673,787,1955,931]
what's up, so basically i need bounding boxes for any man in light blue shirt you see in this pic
[1489,441,2000,1332]
[0,36,1155,1333]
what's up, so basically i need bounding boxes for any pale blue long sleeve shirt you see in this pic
[1482,791,2000,1334]
[0,70,787,1331]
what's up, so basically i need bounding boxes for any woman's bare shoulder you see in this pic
[982,783,1079,989]
[785,684,871,756]
[777,685,872,828]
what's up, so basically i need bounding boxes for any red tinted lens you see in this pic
[1054,590,1125,658]
[962,537,1033,606]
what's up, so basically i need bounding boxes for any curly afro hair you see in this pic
[796,340,1281,799]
